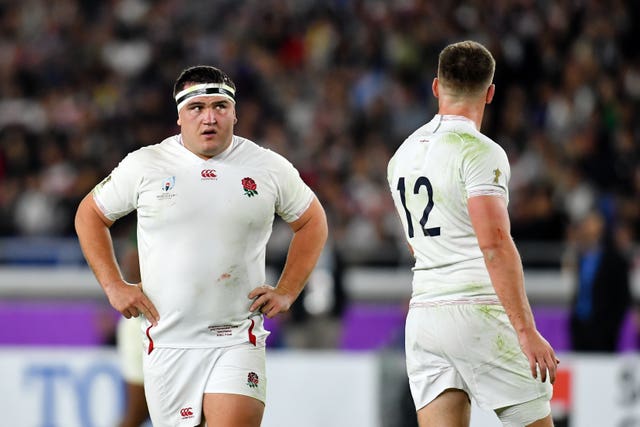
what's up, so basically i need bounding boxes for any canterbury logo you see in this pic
[201,169,217,179]
[180,407,194,418]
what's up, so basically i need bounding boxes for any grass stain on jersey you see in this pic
[496,334,506,351]
[464,282,487,295]
[459,133,492,161]
[437,132,490,210]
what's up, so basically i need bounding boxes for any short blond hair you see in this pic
[438,40,495,96]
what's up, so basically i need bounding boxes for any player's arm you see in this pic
[75,194,159,325]
[248,196,328,318]
[468,195,558,383]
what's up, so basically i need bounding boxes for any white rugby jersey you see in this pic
[93,135,314,350]
[387,115,510,304]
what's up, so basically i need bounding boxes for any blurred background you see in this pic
[0,0,639,426]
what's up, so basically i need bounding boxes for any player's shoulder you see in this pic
[390,121,434,159]
[434,116,480,140]
[438,119,504,156]
[455,127,498,149]
[125,135,179,163]
[408,120,436,138]
[231,136,295,169]
[462,130,504,156]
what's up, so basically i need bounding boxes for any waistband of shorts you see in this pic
[409,296,501,308]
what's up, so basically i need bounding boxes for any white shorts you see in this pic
[405,304,552,411]
[143,343,266,427]
[116,316,144,385]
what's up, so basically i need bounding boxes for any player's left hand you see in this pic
[247,285,296,319]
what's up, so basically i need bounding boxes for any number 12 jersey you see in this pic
[387,114,510,304]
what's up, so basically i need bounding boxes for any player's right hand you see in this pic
[518,328,558,384]
[105,280,159,326]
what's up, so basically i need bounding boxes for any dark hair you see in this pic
[438,41,495,95]
[173,65,236,97]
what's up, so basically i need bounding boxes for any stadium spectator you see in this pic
[0,2,636,260]
[566,209,634,352]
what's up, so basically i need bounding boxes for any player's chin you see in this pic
[198,141,224,157]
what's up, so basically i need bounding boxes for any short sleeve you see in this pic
[463,141,510,204]
[272,154,314,223]
[92,153,142,221]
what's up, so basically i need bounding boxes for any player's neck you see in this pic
[437,98,486,131]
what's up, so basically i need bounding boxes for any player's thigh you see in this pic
[203,393,264,427]
[417,388,470,427]
[526,414,554,427]
[143,348,215,427]
[205,343,267,403]
[495,395,553,427]
[202,343,267,427]
[445,305,552,410]
[405,307,470,411]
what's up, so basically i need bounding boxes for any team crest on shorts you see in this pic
[242,177,258,197]
[247,372,259,388]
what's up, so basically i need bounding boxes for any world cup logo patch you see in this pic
[162,176,176,191]
[157,176,177,200]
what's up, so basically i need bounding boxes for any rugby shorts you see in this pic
[405,303,552,411]
[143,343,266,427]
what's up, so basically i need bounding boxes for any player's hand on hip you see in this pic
[105,280,159,326]
[248,285,295,319]
[518,329,559,384]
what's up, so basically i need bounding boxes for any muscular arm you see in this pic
[249,196,328,318]
[468,195,557,383]
[75,194,159,325]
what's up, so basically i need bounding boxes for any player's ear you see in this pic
[486,84,495,104]
[432,78,439,98]
[177,116,181,126]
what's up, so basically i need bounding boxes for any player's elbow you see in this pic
[477,231,507,252]
[478,237,518,264]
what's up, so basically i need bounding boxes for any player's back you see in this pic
[388,114,510,302]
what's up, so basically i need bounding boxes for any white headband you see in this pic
[175,83,236,112]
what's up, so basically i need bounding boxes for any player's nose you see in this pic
[203,108,216,124]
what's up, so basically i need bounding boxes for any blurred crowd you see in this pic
[0,0,639,268]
